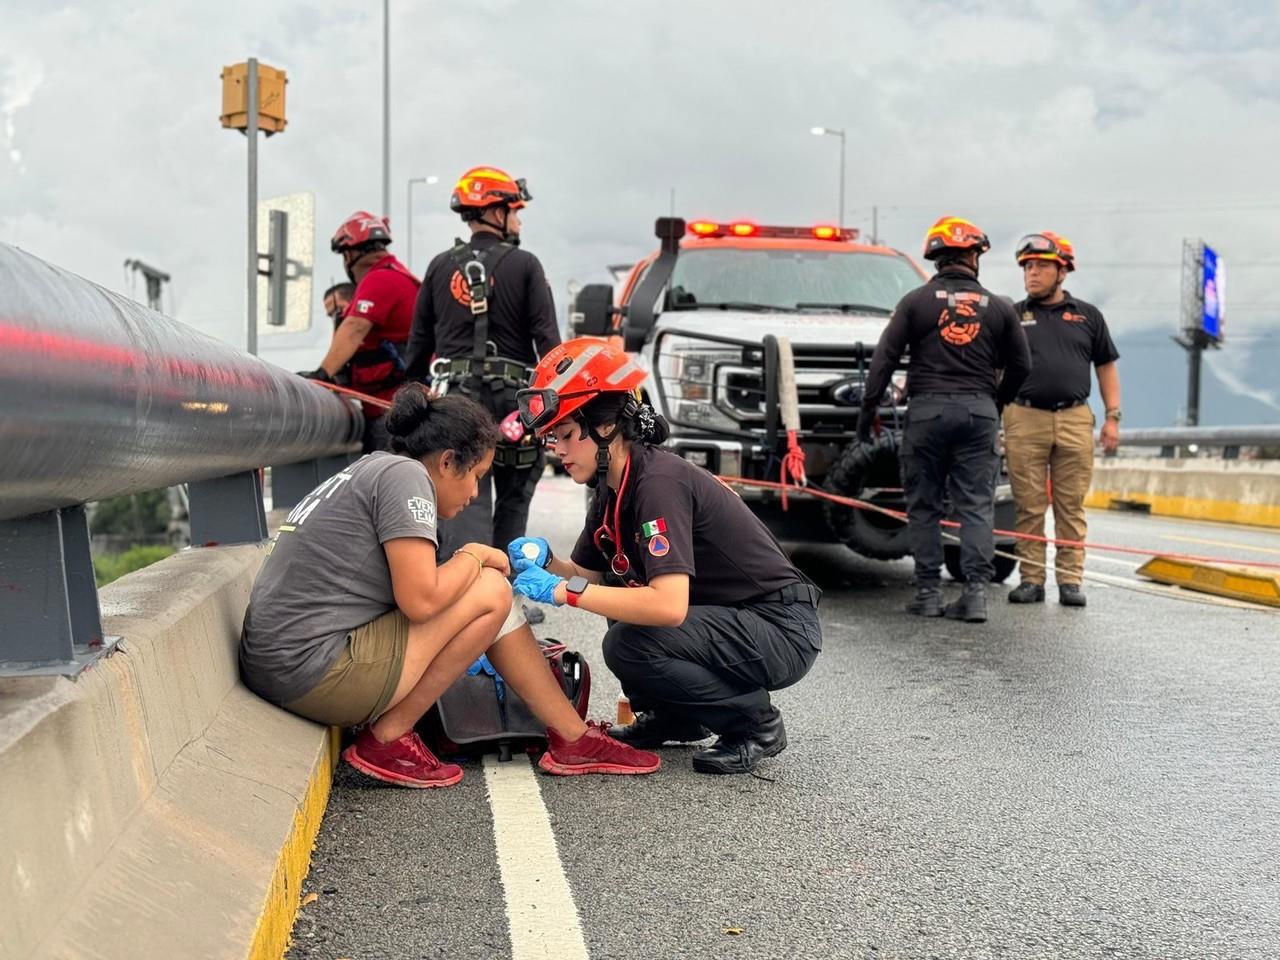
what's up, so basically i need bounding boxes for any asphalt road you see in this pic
[288,475,1280,960]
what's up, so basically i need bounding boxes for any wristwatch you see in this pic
[564,576,589,608]
[1105,408,1122,422]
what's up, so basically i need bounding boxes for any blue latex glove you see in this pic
[508,536,552,573]
[513,565,564,605]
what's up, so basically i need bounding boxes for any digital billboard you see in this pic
[1201,244,1223,342]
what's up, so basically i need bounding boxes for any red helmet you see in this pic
[450,166,531,219]
[517,338,645,436]
[330,211,392,253]
[922,216,991,261]
[1016,231,1076,272]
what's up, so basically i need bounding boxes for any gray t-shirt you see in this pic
[240,451,439,705]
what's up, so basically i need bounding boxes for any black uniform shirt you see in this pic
[862,265,1031,410]
[570,444,800,606]
[1013,293,1119,407]
[405,232,561,379]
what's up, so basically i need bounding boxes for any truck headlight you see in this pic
[660,339,739,401]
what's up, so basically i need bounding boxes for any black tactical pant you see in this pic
[602,590,822,737]
[901,394,1000,585]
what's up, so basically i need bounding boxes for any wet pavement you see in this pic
[289,476,1280,960]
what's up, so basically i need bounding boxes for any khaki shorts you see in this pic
[283,591,528,728]
[285,609,410,728]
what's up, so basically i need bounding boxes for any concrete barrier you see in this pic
[0,545,334,960]
[1086,457,1280,529]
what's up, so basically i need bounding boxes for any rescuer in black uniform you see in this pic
[405,166,561,618]
[860,216,1031,623]
[509,339,823,775]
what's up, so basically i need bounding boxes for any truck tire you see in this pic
[944,547,1017,584]
[822,434,912,561]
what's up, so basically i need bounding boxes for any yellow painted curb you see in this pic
[1136,556,1280,608]
[247,726,341,960]
[1086,490,1280,530]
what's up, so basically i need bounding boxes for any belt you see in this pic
[752,582,822,607]
[445,356,533,383]
[1014,397,1086,412]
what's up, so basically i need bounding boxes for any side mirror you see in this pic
[572,283,617,336]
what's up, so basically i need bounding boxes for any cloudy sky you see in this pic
[3,0,1278,413]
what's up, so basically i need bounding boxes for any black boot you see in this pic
[609,710,710,748]
[1007,581,1046,604]
[944,583,988,622]
[691,712,787,775]
[1058,584,1087,608]
[906,585,944,617]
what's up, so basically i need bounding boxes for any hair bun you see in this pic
[385,385,432,438]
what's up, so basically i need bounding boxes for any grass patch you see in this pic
[94,545,176,586]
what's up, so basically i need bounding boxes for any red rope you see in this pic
[717,474,1280,571]
[302,378,1279,572]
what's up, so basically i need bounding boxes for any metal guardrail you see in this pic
[0,242,363,676]
[1113,425,1280,459]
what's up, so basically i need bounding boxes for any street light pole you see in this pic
[810,125,847,229]
[382,0,390,219]
[247,58,259,355]
[406,175,438,269]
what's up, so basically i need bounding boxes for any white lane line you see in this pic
[484,755,589,960]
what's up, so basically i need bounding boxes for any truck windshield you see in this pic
[666,248,922,313]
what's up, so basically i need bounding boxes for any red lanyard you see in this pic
[593,452,634,579]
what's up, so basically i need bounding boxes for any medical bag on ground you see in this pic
[419,636,591,762]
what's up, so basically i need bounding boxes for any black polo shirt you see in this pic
[570,444,800,606]
[1013,292,1119,408]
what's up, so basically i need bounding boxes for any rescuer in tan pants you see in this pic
[1004,231,1121,608]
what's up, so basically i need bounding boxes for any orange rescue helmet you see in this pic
[922,216,991,261]
[517,338,646,436]
[450,166,532,219]
[1016,231,1076,272]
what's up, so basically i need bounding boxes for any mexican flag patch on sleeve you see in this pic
[640,517,667,539]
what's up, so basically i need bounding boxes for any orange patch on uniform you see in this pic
[449,270,471,307]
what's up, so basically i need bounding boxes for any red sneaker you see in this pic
[538,721,661,776]
[341,729,464,788]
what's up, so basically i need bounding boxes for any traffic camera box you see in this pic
[220,61,287,134]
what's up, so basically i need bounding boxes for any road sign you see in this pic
[256,192,314,335]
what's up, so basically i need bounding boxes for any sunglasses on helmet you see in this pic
[1016,234,1064,257]
[517,386,597,434]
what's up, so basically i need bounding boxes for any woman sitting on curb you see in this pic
[240,385,659,787]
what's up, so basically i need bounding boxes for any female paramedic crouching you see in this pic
[239,384,659,787]
[510,339,823,775]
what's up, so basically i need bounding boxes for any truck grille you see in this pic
[720,344,888,436]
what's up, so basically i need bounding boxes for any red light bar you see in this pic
[685,222,860,241]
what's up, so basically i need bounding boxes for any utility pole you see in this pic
[246,59,259,356]
[810,126,846,228]
[124,259,171,312]
[220,58,287,355]
[871,205,879,244]
[382,0,390,219]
